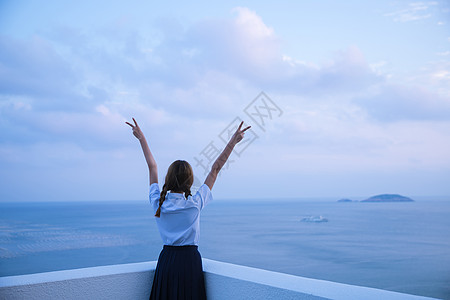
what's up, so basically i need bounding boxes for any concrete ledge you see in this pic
[0,261,157,300]
[201,259,439,300]
[0,259,440,300]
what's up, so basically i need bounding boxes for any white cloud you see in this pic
[437,51,450,56]
[232,7,274,38]
[0,35,82,108]
[384,1,438,22]
[404,60,450,98]
[355,84,450,121]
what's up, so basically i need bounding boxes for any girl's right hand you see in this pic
[125,118,145,140]
[231,121,251,145]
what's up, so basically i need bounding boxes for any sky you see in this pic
[0,0,449,201]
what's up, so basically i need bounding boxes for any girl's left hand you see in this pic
[126,118,145,140]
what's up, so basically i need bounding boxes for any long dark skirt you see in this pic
[150,245,206,300]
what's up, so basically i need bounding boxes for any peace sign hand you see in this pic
[231,121,251,145]
[125,118,145,140]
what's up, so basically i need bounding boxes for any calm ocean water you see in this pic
[1,199,449,299]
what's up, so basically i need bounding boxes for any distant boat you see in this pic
[300,215,328,223]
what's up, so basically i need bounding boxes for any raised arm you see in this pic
[126,118,158,185]
[204,121,251,190]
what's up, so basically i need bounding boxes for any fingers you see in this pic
[237,121,252,133]
[126,118,139,129]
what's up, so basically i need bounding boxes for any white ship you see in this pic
[300,215,329,223]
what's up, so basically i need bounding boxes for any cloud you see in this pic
[0,35,93,110]
[304,47,381,95]
[0,5,441,157]
[384,1,439,22]
[355,85,450,121]
[150,6,282,86]
[0,101,127,147]
[152,9,383,96]
[437,51,450,56]
[0,5,445,148]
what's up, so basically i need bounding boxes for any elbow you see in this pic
[210,162,220,174]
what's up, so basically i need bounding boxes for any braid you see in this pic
[184,188,192,199]
[155,184,168,218]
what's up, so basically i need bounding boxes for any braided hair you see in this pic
[155,160,194,217]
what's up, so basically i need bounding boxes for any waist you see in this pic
[163,245,198,250]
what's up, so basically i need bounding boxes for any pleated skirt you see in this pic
[150,245,206,300]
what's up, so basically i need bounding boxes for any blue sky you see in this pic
[1,0,449,201]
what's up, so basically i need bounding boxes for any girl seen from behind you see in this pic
[126,118,250,300]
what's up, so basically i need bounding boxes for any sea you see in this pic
[1,199,449,299]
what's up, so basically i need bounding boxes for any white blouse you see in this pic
[149,183,213,246]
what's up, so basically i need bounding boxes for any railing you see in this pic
[0,259,439,300]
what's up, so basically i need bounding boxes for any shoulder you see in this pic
[192,184,213,209]
[149,183,160,203]
[197,183,211,195]
[150,182,160,193]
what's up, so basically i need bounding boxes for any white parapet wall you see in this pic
[0,259,440,300]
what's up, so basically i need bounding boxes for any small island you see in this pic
[361,194,414,202]
[337,194,414,202]
[337,198,353,202]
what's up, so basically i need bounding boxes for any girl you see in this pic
[126,118,250,300]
